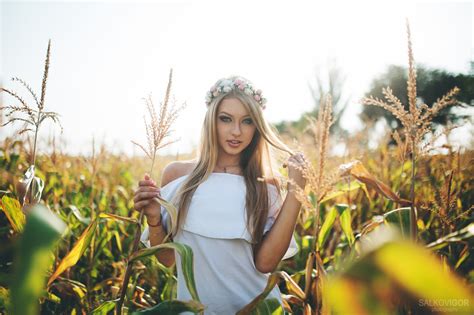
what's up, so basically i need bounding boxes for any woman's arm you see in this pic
[135,162,188,268]
[254,182,301,273]
[254,152,307,273]
[148,218,175,267]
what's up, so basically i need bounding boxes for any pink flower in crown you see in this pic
[234,79,243,85]
[238,84,246,90]
[210,85,217,92]
[254,94,261,101]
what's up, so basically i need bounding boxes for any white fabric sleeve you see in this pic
[263,185,299,260]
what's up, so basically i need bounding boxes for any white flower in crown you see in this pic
[220,79,233,87]
[205,92,212,103]
[205,76,267,109]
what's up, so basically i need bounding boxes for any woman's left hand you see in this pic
[286,152,308,189]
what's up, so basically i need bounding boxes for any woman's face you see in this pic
[216,97,256,158]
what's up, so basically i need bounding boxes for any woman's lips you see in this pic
[227,140,242,148]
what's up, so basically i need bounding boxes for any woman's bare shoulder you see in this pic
[161,159,198,187]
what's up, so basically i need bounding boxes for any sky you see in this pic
[1,0,473,157]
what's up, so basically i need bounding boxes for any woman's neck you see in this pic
[215,155,242,174]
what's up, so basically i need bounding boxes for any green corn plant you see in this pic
[117,68,186,313]
[10,204,66,315]
[362,20,460,241]
[0,39,62,206]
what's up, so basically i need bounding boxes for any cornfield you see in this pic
[0,23,473,315]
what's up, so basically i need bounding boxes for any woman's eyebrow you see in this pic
[219,111,251,118]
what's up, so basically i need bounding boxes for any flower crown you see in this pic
[205,76,267,109]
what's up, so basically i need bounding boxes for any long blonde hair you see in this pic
[170,76,294,253]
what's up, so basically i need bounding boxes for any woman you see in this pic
[134,75,307,313]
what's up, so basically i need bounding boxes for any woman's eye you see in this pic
[219,116,231,122]
[243,118,253,125]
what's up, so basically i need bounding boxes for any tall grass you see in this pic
[118,68,186,313]
[0,39,62,206]
[362,20,460,240]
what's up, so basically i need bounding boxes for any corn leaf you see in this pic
[131,300,205,314]
[319,181,363,204]
[318,207,337,250]
[0,196,25,232]
[130,242,199,302]
[384,207,412,238]
[336,204,355,246]
[326,227,474,314]
[304,251,315,299]
[11,204,66,315]
[347,161,410,206]
[91,299,118,315]
[99,212,138,224]
[426,223,474,250]
[374,241,474,314]
[67,205,90,225]
[155,195,177,235]
[280,271,305,300]
[236,272,283,315]
[252,298,284,314]
[47,218,99,286]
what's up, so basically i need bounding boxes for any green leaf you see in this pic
[236,272,282,315]
[374,241,474,313]
[325,227,474,314]
[112,230,123,252]
[0,286,10,313]
[91,299,118,315]
[318,207,337,250]
[319,181,363,204]
[280,271,305,300]
[0,196,25,232]
[155,195,178,234]
[426,223,474,250]
[130,242,200,302]
[47,218,99,286]
[455,246,469,270]
[131,300,205,314]
[30,176,45,204]
[99,212,138,224]
[253,298,284,315]
[336,204,355,247]
[383,207,412,237]
[11,204,66,315]
[67,205,91,225]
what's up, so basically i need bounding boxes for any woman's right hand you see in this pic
[133,174,162,223]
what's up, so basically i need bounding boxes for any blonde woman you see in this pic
[134,75,307,313]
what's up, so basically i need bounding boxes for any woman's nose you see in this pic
[231,123,242,136]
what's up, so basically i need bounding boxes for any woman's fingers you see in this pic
[135,186,160,193]
[133,191,160,203]
[134,199,151,211]
[138,179,157,187]
[134,175,160,211]
[288,152,306,164]
[133,187,160,199]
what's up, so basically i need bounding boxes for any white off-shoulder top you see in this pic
[140,172,299,314]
